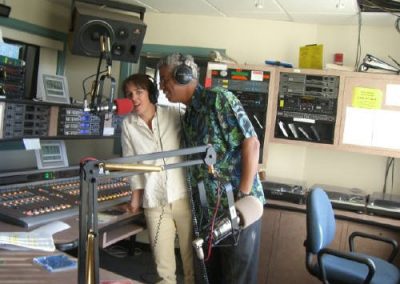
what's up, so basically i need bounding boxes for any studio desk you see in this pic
[0,209,145,284]
[257,199,400,284]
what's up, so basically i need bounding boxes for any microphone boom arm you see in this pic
[84,34,116,115]
[78,145,216,284]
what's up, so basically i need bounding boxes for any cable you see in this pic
[151,107,168,250]
[186,168,209,284]
[356,1,400,70]
[382,157,394,194]
[354,11,363,71]
[362,0,400,35]
[151,205,165,249]
[362,0,400,16]
[205,181,222,261]
[391,159,395,194]
[179,107,209,284]
[82,69,107,100]
[85,52,104,105]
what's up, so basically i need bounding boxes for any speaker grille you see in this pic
[69,2,147,63]
[78,20,115,56]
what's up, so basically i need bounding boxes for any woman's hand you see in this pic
[118,202,142,213]
[119,189,143,213]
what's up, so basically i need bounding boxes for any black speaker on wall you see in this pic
[68,1,147,63]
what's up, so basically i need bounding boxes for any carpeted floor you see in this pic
[99,240,184,284]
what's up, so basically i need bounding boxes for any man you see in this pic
[157,53,266,284]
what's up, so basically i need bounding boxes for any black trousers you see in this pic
[203,219,262,284]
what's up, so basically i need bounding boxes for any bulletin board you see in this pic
[339,72,400,157]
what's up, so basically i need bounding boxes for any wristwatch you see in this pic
[236,190,251,199]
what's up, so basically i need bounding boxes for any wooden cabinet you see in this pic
[268,68,344,149]
[337,72,400,158]
[340,222,400,266]
[258,205,400,284]
[267,68,400,158]
[198,64,400,159]
[258,208,328,284]
[257,208,279,284]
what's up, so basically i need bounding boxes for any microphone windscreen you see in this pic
[235,195,263,229]
[114,98,134,115]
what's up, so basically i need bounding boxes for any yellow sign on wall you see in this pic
[352,87,383,109]
[299,44,323,69]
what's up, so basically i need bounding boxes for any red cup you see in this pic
[334,53,343,65]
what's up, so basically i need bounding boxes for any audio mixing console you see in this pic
[0,168,132,228]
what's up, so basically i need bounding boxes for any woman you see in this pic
[120,74,194,284]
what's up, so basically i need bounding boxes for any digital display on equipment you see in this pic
[35,140,69,169]
[40,74,70,104]
[45,79,64,97]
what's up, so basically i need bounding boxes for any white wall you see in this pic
[143,13,318,66]
[6,0,70,32]
[2,0,400,194]
[317,23,400,68]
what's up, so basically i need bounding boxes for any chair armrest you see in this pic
[318,247,376,284]
[349,231,399,263]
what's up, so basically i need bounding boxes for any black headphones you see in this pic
[173,54,194,85]
[147,75,159,104]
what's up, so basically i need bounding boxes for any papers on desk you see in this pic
[0,221,70,252]
[0,232,56,251]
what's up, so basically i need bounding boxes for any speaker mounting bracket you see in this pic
[73,0,146,20]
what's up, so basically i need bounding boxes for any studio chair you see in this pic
[305,187,400,284]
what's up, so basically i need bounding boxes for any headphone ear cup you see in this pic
[151,87,159,104]
[147,75,158,104]
[149,82,158,104]
[174,64,193,85]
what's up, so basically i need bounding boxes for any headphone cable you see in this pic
[151,107,167,250]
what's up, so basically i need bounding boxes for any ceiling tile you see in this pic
[208,0,284,14]
[47,0,395,26]
[128,0,225,16]
[207,0,290,20]
[277,0,359,14]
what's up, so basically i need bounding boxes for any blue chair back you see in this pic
[306,187,336,254]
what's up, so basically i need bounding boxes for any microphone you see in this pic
[234,195,263,229]
[192,195,263,259]
[213,195,263,240]
[192,238,204,260]
[84,98,134,115]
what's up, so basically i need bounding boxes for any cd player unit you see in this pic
[262,178,306,204]
[310,184,367,213]
[367,192,400,219]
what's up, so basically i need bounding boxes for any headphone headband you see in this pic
[173,54,194,85]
